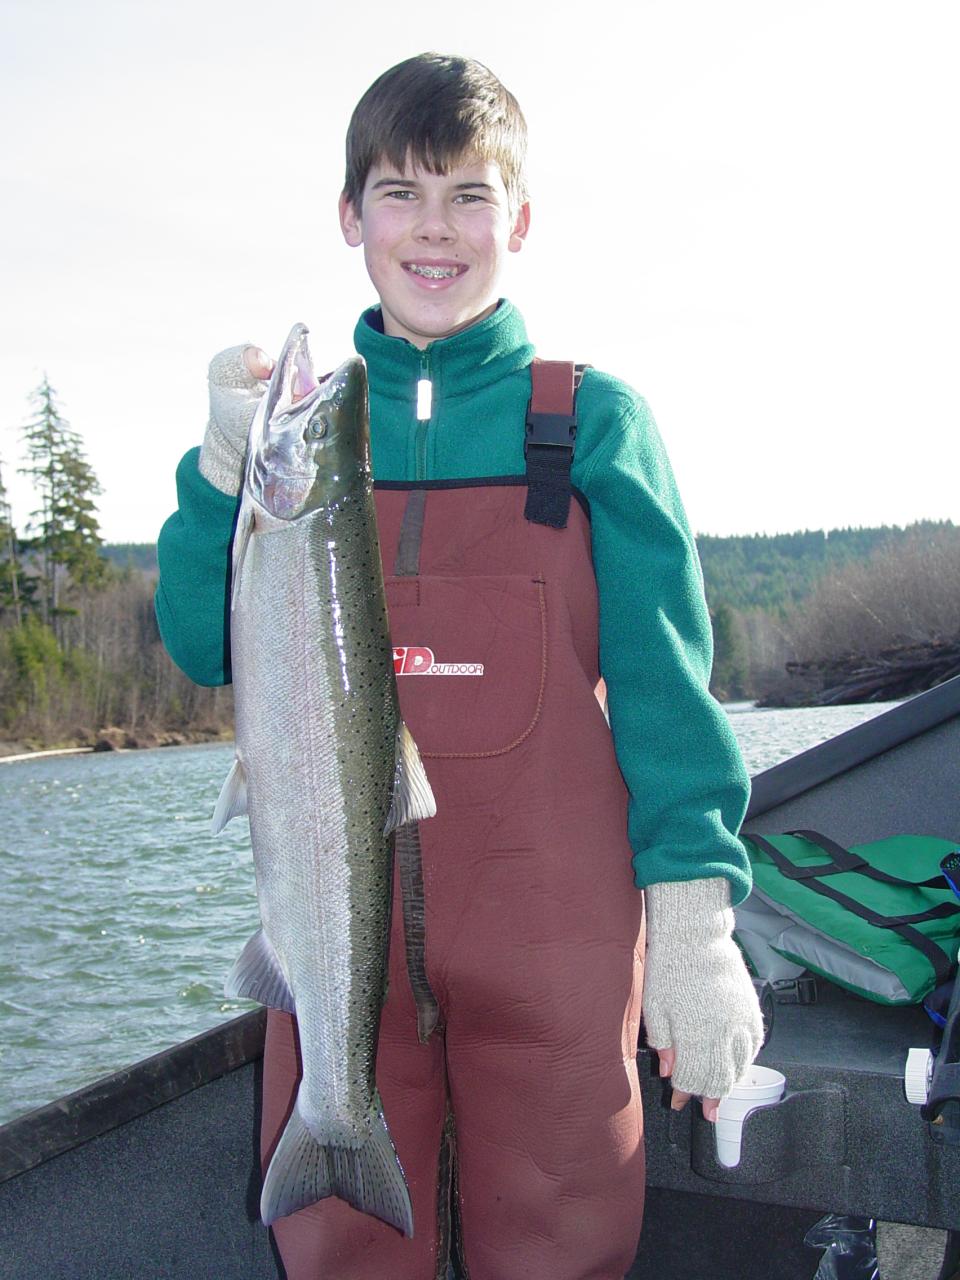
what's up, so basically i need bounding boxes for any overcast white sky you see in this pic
[1,0,957,542]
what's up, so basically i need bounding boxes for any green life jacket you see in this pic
[735,830,960,1004]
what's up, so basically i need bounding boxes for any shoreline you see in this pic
[0,746,96,765]
[0,728,234,763]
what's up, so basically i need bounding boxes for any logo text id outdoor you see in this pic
[393,646,484,677]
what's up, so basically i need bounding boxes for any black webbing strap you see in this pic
[747,831,960,986]
[393,489,427,576]
[523,359,587,529]
[779,830,951,890]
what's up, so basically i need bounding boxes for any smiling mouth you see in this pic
[404,263,466,279]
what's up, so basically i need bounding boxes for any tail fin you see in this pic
[260,1091,414,1237]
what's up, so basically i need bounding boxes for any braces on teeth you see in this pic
[409,265,460,278]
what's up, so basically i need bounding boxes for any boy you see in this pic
[156,53,762,1280]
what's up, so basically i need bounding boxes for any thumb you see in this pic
[243,347,275,381]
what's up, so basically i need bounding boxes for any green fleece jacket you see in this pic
[156,301,752,903]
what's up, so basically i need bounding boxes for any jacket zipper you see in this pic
[415,352,432,481]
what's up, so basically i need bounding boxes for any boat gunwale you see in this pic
[0,1008,265,1183]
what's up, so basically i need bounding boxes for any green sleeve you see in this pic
[576,385,752,905]
[154,447,239,687]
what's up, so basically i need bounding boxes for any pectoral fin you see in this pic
[384,722,436,835]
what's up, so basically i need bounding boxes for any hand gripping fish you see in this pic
[212,324,436,1235]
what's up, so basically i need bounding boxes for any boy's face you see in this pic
[339,156,529,349]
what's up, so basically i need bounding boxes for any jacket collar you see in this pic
[353,300,534,402]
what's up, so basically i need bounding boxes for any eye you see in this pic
[307,413,330,439]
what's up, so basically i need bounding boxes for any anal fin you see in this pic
[224,928,295,1013]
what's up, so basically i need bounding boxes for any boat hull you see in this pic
[4,679,960,1277]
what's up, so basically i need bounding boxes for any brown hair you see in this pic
[343,54,528,212]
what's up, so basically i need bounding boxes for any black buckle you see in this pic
[524,410,577,456]
[771,975,819,1005]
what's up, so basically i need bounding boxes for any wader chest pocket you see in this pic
[384,574,547,758]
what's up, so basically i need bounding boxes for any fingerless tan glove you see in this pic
[643,876,763,1099]
[198,345,267,496]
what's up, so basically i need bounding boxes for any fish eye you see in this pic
[307,413,330,439]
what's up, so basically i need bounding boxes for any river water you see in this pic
[0,701,900,1127]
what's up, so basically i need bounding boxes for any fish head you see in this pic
[247,324,370,520]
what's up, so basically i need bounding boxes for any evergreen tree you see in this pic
[51,442,107,589]
[0,457,26,625]
[19,376,107,633]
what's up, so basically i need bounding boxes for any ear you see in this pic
[508,200,531,254]
[339,191,363,247]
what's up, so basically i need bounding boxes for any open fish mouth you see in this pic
[271,383,324,420]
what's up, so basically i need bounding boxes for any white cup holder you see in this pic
[714,1065,787,1168]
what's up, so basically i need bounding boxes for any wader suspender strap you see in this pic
[394,489,427,577]
[524,359,587,529]
[386,488,442,1041]
[748,830,960,986]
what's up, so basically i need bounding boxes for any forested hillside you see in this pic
[102,543,159,574]
[702,522,960,702]
[0,379,232,754]
[106,520,958,619]
[0,369,956,760]
[697,522,954,612]
[98,519,960,709]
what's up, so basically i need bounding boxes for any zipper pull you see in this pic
[416,355,432,421]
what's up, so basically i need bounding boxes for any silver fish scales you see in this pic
[212,323,435,1234]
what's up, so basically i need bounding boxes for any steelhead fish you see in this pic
[212,323,435,1235]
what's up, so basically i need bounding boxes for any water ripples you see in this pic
[0,742,258,1124]
[0,704,899,1125]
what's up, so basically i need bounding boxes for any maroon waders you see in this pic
[260,365,646,1280]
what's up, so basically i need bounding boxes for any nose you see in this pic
[413,195,456,244]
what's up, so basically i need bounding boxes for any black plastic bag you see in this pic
[804,1215,879,1279]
